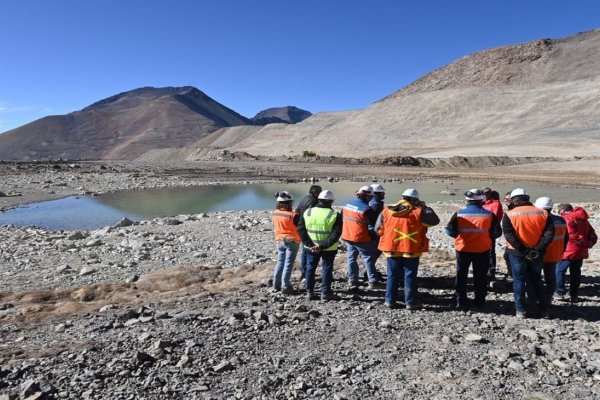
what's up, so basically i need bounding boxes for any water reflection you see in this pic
[0,180,597,231]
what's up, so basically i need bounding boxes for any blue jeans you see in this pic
[273,241,299,289]
[306,250,337,294]
[508,253,548,313]
[385,257,419,306]
[299,246,308,277]
[555,259,583,299]
[455,251,489,306]
[346,241,378,283]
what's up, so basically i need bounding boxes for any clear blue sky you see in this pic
[1,0,599,133]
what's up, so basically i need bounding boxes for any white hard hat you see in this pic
[356,185,373,196]
[370,183,386,193]
[275,191,294,202]
[318,190,335,201]
[510,188,529,199]
[402,188,420,200]
[534,196,553,210]
[465,188,485,201]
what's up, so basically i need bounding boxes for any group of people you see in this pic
[271,183,596,318]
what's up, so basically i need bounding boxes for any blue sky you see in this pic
[1,0,599,133]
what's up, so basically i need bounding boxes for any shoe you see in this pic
[306,291,318,301]
[454,302,469,311]
[385,302,399,309]
[271,286,281,292]
[281,287,296,295]
[539,309,551,319]
[321,292,341,302]
[553,292,566,301]
[406,303,422,311]
[473,303,486,313]
[347,281,360,292]
[515,311,526,319]
[368,281,386,290]
[570,297,580,303]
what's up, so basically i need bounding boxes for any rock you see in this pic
[162,218,182,226]
[126,274,139,283]
[56,264,73,273]
[99,304,116,312]
[332,364,348,375]
[79,266,97,276]
[68,231,87,240]
[135,351,156,364]
[464,334,484,343]
[84,238,102,247]
[115,217,135,227]
[213,360,235,373]
[21,379,41,398]
[519,329,539,341]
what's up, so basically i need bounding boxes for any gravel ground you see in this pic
[1,162,600,399]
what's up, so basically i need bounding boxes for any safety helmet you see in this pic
[534,196,553,210]
[402,188,420,200]
[275,191,294,202]
[370,183,386,193]
[318,190,335,201]
[356,185,373,196]
[464,188,485,201]
[510,188,529,199]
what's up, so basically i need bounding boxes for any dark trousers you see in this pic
[455,250,490,306]
[556,259,583,300]
[305,251,337,294]
[488,239,497,273]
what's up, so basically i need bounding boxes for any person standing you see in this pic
[297,190,342,301]
[445,189,502,310]
[482,187,504,280]
[295,185,322,280]
[271,191,301,294]
[555,203,597,302]
[368,183,386,280]
[533,197,568,303]
[341,186,384,291]
[376,189,440,310]
[502,188,554,318]
[502,191,515,282]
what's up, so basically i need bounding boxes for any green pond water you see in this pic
[0,179,597,231]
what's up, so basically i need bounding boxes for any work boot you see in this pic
[385,302,399,309]
[347,281,360,292]
[406,303,422,311]
[539,309,551,319]
[553,292,566,302]
[281,287,296,295]
[515,311,527,319]
[368,281,386,290]
[306,291,318,301]
[321,292,341,302]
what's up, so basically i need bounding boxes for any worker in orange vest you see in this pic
[533,197,568,303]
[502,188,554,318]
[445,189,502,310]
[271,191,301,294]
[376,189,439,310]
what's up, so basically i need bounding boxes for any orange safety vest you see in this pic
[455,211,493,253]
[272,210,301,243]
[341,202,372,243]
[544,216,567,262]
[378,207,429,254]
[505,206,548,249]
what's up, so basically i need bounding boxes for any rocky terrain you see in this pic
[1,162,600,399]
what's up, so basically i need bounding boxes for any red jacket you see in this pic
[483,199,503,221]
[562,207,597,260]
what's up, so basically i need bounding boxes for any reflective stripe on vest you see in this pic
[505,206,548,249]
[341,202,371,242]
[304,207,338,251]
[378,207,428,253]
[544,218,567,262]
[272,210,300,243]
[455,210,492,252]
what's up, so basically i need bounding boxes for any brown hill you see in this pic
[251,106,312,125]
[214,28,600,159]
[0,87,252,160]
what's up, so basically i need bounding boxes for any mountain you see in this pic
[217,28,600,159]
[251,106,312,125]
[0,86,253,160]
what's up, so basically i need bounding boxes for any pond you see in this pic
[0,179,597,231]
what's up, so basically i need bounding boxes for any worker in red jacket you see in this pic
[482,187,504,280]
[554,204,597,302]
